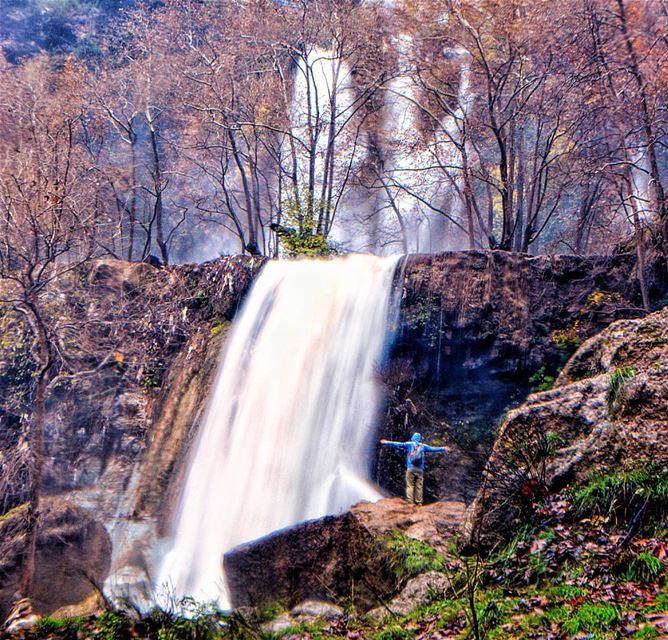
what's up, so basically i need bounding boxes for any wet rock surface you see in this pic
[224,512,397,611]
[0,501,111,621]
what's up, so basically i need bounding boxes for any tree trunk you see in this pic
[616,0,667,255]
[229,128,257,254]
[16,302,53,600]
[127,135,138,262]
[513,131,525,253]
[148,125,169,265]
[623,162,651,311]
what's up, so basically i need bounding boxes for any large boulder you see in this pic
[350,497,465,555]
[0,500,111,620]
[464,307,668,550]
[224,512,396,611]
[224,497,464,611]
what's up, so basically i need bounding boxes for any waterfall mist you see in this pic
[157,254,401,607]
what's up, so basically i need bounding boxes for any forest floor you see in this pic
[3,474,666,640]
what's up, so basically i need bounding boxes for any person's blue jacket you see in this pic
[380,433,448,470]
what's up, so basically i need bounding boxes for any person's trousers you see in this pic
[405,467,424,505]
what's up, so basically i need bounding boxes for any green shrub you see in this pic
[492,524,535,569]
[142,599,224,640]
[95,610,132,640]
[620,552,665,583]
[570,465,668,530]
[478,600,503,629]
[529,367,555,392]
[551,324,582,357]
[274,191,339,258]
[608,366,636,415]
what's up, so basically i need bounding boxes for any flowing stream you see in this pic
[157,254,401,607]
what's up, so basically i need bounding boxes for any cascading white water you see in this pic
[382,37,473,254]
[157,254,401,607]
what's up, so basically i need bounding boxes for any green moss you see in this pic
[35,616,84,635]
[140,361,165,389]
[645,589,668,613]
[371,625,414,640]
[587,290,622,307]
[561,602,621,638]
[0,502,28,521]
[542,603,571,625]
[383,530,446,579]
[209,322,229,339]
[253,602,284,624]
[545,584,589,601]
[267,620,326,639]
[402,597,459,625]
[537,527,556,543]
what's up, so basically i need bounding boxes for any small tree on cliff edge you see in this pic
[0,56,99,605]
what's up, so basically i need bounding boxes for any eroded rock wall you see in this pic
[377,251,644,504]
[0,256,263,616]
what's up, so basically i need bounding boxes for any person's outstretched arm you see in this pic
[380,439,410,449]
[424,444,450,453]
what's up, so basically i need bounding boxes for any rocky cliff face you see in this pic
[0,249,659,618]
[0,257,262,617]
[378,251,645,504]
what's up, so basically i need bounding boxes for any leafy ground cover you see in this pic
[3,470,666,640]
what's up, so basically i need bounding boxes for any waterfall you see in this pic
[157,254,401,607]
[382,38,473,254]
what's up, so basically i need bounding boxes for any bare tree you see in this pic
[0,55,99,601]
